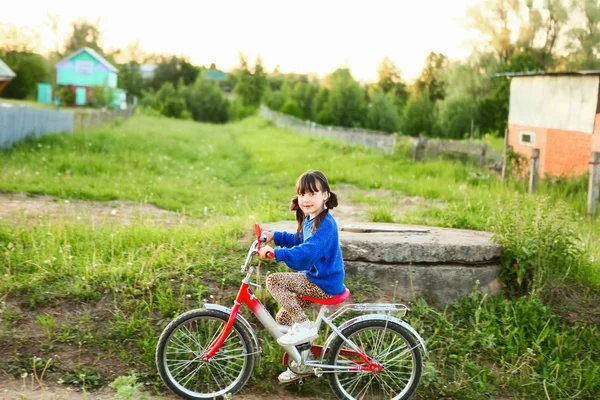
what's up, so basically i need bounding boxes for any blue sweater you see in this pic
[273,212,346,296]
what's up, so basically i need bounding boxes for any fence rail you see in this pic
[260,107,397,153]
[260,107,504,167]
[0,105,136,148]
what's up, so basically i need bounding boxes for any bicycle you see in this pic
[156,224,427,400]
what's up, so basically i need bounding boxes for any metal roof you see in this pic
[496,70,600,78]
[0,58,16,80]
[57,47,118,73]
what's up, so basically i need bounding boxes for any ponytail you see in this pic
[311,191,338,233]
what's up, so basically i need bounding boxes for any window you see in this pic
[520,132,535,145]
[75,61,94,75]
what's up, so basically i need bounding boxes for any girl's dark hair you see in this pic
[289,170,339,236]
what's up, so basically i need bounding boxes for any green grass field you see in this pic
[1,114,599,398]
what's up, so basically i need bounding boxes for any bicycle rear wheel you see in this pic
[155,309,255,400]
[327,319,423,400]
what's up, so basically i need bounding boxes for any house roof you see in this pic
[57,47,118,73]
[0,58,16,80]
[205,70,227,80]
[496,70,600,78]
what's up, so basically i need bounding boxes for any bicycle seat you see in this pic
[299,288,350,305]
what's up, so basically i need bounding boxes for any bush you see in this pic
[228,100,257,121]
[186,73,229,123]
[280,98,302,118]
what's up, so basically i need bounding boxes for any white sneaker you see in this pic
[277,321,318,346]
[278,368,311,383]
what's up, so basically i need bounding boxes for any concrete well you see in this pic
[259,221,502,306]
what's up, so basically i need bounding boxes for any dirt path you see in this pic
[0,185,434,228]
[0,377,315,399]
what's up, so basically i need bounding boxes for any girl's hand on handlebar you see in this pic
[261,231,274,243]
[258,245,275,259]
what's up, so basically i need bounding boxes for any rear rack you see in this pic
[328,303,410,322]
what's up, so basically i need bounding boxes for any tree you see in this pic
[64,18,104,56]
[0,23,42,53]
[281,98,303,118]
[314,86,330,124]
[414,52,448,102]
[326,68,366,127]
[467,0,521,63]
[0,51,48,99]
[438,95,477,139]
[118,62,144,101]
[566,0,600,69]
[152,82,189,119]
[186,73,229,123]
[150,55,200,91]
[366,90,401,133]
[233,54,268,108]
[376,57,409,110]
[402,90,436,136]
[291,81,319,120]
[466,0,569,67]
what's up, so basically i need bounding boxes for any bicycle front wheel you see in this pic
[155,309,255,400]
[327,319,423,400]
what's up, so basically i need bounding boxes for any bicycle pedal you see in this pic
[278,375,310,385]
[295,342,312,352]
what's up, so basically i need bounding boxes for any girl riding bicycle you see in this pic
[258,170,346,382]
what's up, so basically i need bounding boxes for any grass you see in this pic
[0,113,599,398]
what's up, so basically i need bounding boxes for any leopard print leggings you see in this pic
[266,272,333,326]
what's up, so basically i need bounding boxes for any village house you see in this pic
[56,47,126,108]
[500,70,600,177]
[0,58,16,94]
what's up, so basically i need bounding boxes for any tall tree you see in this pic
[566,0,600,69]
[467,0,521,62]
[64,18,104,55]
[414,52,448,102]
[118,62,144,101]
[233,54,268,108]
[376,57,409,109]
[150,55,200,90]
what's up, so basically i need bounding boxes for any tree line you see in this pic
[1,0,598,138]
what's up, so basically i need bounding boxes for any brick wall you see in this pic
[509,123,593,177]
[545,129,592,176]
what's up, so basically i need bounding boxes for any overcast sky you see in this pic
[4,0,482,82]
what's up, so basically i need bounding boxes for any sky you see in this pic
[4,0,482,83]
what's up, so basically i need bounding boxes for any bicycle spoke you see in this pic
[331,324,421,400]
[158,313,252,398]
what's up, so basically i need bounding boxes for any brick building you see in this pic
[500,71,600,177]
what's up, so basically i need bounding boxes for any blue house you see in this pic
[56,47,125,108]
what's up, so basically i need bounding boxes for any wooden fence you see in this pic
[412,133,502,170]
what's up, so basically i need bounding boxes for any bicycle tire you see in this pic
[327,319,423,400]
[155,308,255,399]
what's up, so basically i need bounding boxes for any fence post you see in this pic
[588,152,600,217]
[529,148,540,193]
[480,144,487,169]
[413,134,428,161]
[501,128,509,184]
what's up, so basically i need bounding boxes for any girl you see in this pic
[258,170,346,382]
